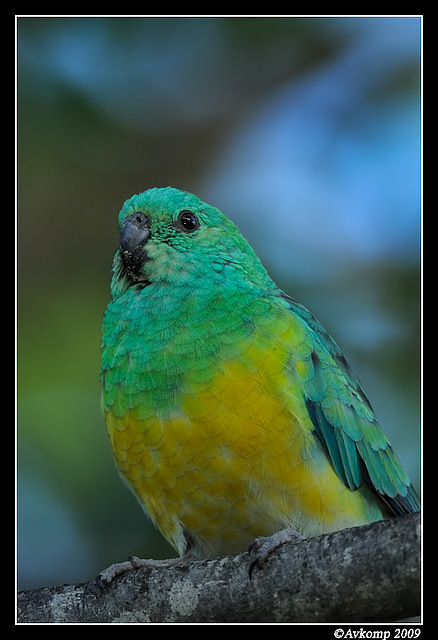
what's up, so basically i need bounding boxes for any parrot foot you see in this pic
[97,554,193,586]
[248,528,304,578]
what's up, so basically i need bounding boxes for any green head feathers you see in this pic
[112,186,273,296]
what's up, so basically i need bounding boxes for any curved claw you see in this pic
[248,528,304,579]
[96,559,138,586]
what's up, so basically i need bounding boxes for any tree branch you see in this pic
[17,512,421,624]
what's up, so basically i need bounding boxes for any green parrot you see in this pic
[100,186,419,577]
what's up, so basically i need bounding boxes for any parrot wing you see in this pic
[281,293,420,515]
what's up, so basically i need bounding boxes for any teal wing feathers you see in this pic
[281,293,420,515]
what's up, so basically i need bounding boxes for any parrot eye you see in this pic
[176,210,200,233]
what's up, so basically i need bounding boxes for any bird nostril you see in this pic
[134,213,148,228]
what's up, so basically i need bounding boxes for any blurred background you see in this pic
[17,16,421,590]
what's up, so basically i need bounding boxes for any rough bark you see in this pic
[17,512,421,624]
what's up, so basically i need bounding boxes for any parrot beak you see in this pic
[119,213,151,279]
[120,213,151,255]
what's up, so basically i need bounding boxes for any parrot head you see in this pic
[111,187,272,295]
